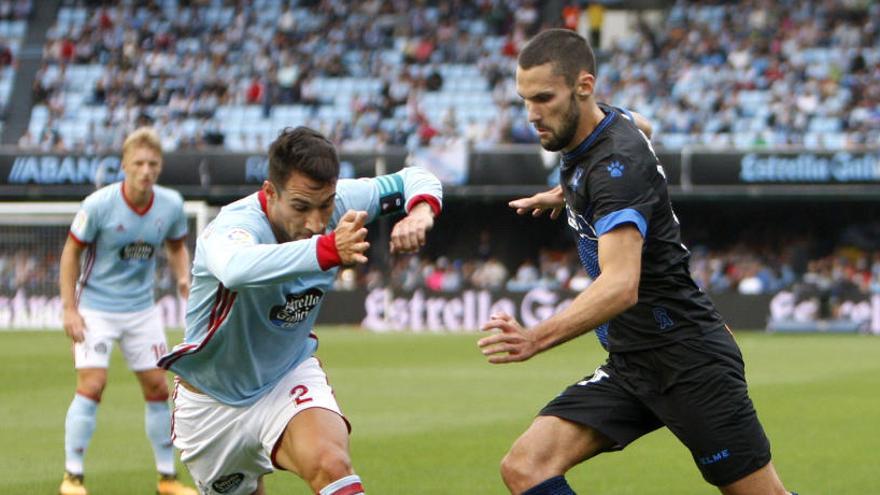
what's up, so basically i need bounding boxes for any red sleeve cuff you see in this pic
[316,232,342,270]
[406,194,441,217]
[68,231,88,246]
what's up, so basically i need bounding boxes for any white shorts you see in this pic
[171,357,348,495]
[75,306,167,371]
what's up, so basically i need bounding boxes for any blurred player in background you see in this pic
[159,127,442,495]
[478,29,796,495]
[59,127,196,495]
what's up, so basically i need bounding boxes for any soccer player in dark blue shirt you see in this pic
[477,29,795,495]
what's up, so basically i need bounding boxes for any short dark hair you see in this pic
[518,29,596,86]
[268,127,339,187]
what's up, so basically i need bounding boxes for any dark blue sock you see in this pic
[522,476,576,495]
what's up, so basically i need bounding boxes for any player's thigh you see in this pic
[258,357,351,477]
[272,407,351,478]
[118,305,168,371]
[538,364,663,453]
[75,308,121,369]
[655,330,772,487]
[171,382,268,495]
[508,415,614,474]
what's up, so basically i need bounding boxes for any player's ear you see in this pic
[262,180,277,201]
[576,70,596,99]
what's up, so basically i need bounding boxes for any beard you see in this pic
[539,93,581,152]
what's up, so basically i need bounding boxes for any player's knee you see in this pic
[500,450,539,491]
[77,378,107,401]
[311,446,353,485]
[141,379,169,401]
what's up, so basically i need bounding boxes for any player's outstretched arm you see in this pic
[59,236,87,343]
[389,201,435,254]
[478,225,643,363]
[508,185,565,219]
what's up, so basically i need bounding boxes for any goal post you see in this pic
[0,200,214,330]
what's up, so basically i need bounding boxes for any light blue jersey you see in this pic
[159,168,442,406]
[69,182,188,313]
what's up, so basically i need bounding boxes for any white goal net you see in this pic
[0,201,213,330]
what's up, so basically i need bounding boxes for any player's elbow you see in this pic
[613,276,640,310]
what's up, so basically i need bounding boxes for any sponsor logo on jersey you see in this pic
[565,207,598,241]
[211,473,244,493]
[119,241,155,260]
[269,288,324,327]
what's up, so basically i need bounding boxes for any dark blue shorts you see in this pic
[540,328,771,486]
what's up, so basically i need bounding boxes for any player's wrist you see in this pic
[316,232,342,270]
[406,195,441,217]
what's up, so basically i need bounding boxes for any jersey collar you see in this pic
[120,181,154,216]
[561,106,616,165]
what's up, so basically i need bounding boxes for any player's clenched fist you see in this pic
[390,201,435,254]
[334,209,370,265]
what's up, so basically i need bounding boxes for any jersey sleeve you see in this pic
[69,194,101,245]
[330,166,443,228]
[586,153,657,238]
[167,197,188,241]
[200,217,329,289]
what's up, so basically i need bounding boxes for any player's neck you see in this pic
[563,102,606,153]
[122,181,153,208]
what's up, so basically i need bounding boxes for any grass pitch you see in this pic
[1,328,877,494]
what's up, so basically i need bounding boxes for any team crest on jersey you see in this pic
[568,167,584,189]
[269,288,324,328]
[119,241,155,260]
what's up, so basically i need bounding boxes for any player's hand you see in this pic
[509,186,565,219]
[63,307,87,343]
[334,209,370,265]
[477,312,538,364]
[177,279,190,300]
[390,202,434,254]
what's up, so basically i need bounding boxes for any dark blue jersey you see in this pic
[561,104,724,351]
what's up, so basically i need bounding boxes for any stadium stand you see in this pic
[21,0,878,152]
[0,1,32,136]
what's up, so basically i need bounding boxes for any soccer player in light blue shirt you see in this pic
[160,127,442,495]
[59,128,197,495]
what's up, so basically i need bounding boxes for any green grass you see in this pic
[1,329,878,494]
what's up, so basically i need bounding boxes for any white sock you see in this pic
[319,474,364,495]
[145,400,175,475]
[64,394,99,475]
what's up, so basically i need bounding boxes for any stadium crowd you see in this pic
[4,231,878,305]
[19,0,880,153]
